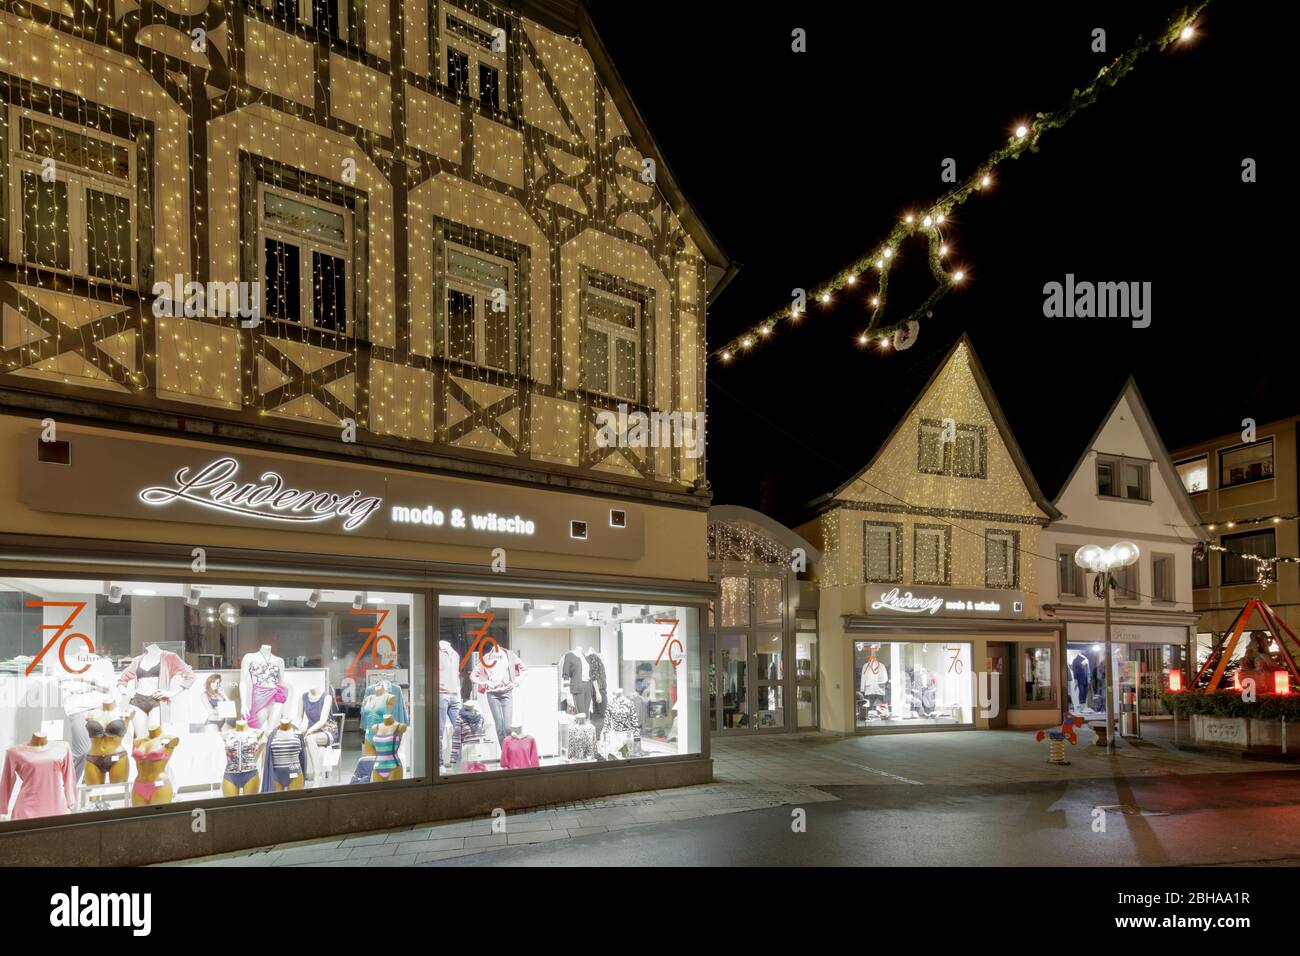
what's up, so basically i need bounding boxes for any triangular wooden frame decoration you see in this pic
[1192,598,1300,692]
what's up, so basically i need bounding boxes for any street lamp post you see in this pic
[1075,542,1141,755]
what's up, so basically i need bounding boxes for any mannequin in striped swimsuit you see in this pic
[366,715,405,782]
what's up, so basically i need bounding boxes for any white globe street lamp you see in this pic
[1075,542,1141,754]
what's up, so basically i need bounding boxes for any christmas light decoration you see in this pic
[712,1,1212,362]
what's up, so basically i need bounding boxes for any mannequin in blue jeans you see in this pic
[472,645,527,746]
[439,694,461,763]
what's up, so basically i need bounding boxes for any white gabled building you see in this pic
[1040,379,1210,727]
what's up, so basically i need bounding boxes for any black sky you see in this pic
[588,1,1283,520]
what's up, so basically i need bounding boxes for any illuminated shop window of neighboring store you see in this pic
[0,578,424,825]
[1018,646,1054,705]
[853,640,972,730]
[436,595,701,774]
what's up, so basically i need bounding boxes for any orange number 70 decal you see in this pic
[655,618,684,667]
[26,601,92,675]
[351,608,396,668]
[460,613,499,668]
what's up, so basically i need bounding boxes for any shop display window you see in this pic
[854,640,972,729]
[437,594,700,774]
[1020,646,1054,704]
[0,577,424,824]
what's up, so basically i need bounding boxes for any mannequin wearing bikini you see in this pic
[267,718,306,792]
[221,719,263,797]
[84,697,130,784]
[362,692,398,756]
[367,714,405,783]
[129,727,179,806]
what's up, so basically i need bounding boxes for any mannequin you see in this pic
[438,640,461,766]
[500,723,539,769]
[241,644,288,730]
[451,700,487,767]
[298,686,337,781]
[1071,653,1091,712]
[264,718,306,791]
[566,712,596,761]
[367,714,406,782]
[601,687,641,759]
[83,697,130,784]
[562,648,592,715]
[860,648,888,718]
[119,642,196,737]
[221,719,263,796]
[1,732,77,820]
[130,727,179,806]
[585,647,606,731]
[472,644,527,746]
[361,686,399,755]
[58,654,115,782]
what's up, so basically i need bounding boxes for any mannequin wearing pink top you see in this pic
[1,734,77,820]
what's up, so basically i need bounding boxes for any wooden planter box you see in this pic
[1190,714,1300,752]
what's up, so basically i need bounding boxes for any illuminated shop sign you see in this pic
[140,457,384,531]
[139,458,540,537]
[866,585,1025,618]
[22,431,641,559]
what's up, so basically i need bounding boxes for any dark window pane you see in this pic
[1193,553,1209,589]
[484,304,510,370]
[614,336,637,400]
[312,251,347,333]
[21,172,70,271]
[86,189,133,283]
[447,288,476,362]
[1221,530,1276,586]
[273,0,297,20]
[479,64,500,111]
[583,326,609,394]
[313,0,340,37]
[264,239,301,321]
[448,49,470,96]
[1097,461,1114,496]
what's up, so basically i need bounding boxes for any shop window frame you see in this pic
[1016,644,1057,708]
[0,569,434,834]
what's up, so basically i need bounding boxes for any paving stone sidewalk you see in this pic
[169,723,1295,867]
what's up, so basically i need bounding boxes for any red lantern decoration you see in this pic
[1276,671,1290,695]
[1168,670,1183,692]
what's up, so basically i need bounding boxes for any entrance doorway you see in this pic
[708,573,799,734]
[986,643,1010,729]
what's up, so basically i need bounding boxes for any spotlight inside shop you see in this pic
[184,585,201,607]
[106,583,123,604]
[352,592,367,610]
[256,589,270,608]
[477,599,489,613]
[306,589,321,609]
[523,601,534,623]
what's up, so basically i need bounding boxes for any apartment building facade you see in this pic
[1170,418,1300,654]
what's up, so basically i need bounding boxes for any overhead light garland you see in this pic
[712,1,1211,364]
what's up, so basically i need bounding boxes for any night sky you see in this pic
[589,1,1283,520]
